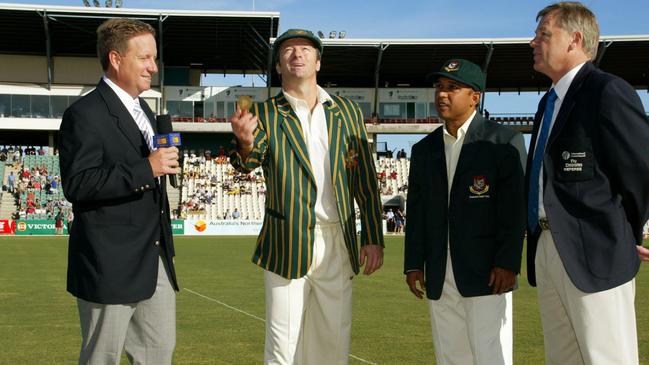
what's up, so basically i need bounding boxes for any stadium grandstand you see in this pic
[1,2,648,234]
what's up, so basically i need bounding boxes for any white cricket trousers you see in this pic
[264,222,354,365]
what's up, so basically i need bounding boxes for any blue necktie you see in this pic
[528,89,557,232]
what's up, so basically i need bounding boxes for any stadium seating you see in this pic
[7,147,410,222]
[10,151,70,220]
[376,157,409,197]
[179,152,409,221]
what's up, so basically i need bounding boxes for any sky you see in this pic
[3,0,648,152]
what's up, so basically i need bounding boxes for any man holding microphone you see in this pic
[59,18,179,364]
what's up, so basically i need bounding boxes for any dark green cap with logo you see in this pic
[429,58,485,92]
[272,28,323,62]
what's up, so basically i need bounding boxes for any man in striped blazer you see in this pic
[230,29,384,365]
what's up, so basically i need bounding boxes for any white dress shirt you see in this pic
[443,110,476,195]
[102,76,155,143]
[535,62,586,219]
[283,86,339,223]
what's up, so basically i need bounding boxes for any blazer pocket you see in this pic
[86,206,131,226]
[265,207,286,220]
[552,138,594,182]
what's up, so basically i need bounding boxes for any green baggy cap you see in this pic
[273,28,323,62]
[429,58,485,92]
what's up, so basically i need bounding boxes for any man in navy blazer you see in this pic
[405,59,526,365]
[59,18,180,364]
[527,3,649,364]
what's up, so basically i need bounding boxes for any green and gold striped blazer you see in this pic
[230,91,384,279]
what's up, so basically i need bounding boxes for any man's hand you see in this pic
[489,267,516,295]
[359,244,383,275]
[406,271,426,299]
[637,245,649,262]
[148,147,180,178]
[230,109,258,159]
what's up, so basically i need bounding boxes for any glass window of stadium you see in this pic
[204,100,215,118]
[167,100,193,117]
[415,103,426,118]
[51,96,68,118]
[358,102,371,120]
[31,95,50,118]
[380,103,402,118]
[429,102,439,117]
[216,101,225,118]
[0,94,9,117]
[226,102,236,117]
[11,95,29,117]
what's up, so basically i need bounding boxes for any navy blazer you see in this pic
[526,62,649,293]
[59,79,178,304]
[404,114,526,299]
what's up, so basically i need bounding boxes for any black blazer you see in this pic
[404,114,526,299]
[526,62,649,293]
[59,79,179,304]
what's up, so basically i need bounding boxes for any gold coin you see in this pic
[237,95,253,112]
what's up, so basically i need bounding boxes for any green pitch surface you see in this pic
[1,235,648,364]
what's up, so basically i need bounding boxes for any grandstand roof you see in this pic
[1,4,647,91]
[270,36,649,91]
[0,3,279,74]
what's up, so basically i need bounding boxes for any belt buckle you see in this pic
[539,218,550,230]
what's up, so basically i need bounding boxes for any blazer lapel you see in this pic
[96,80,146,155]
[325,100,344,188]
[452,113,484,188]
[275,92,315,182]
[421,127,448,195]
[140,98,157,134]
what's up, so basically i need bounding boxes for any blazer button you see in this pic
[155,240,160,246]
[145,184,150,189]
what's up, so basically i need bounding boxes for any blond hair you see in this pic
[96,18,155,71]
[537,2,600,59]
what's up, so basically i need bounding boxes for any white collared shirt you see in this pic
[443,110,476,196]
[283,86,339,223]
[535,62,586,219]
[102,76,155,140]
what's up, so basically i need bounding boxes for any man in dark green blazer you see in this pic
[229,29,384,365]
[404,59,526,365]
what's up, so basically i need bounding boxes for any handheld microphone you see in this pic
[154,114,181,188]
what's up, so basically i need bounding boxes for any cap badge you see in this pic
[444,61,460,72]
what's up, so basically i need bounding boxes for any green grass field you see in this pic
[1,235,648,364]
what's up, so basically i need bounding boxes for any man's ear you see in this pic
[570,30,584,52]
[472,91,481,107]
[108,50,121,72]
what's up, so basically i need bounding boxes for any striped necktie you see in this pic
[132,102,155,152]
[527,88,557,233]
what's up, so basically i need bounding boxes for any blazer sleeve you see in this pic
[229,102,269,174]
[403,143,425,272]
[352,104,384,247]
[59,105,155,204]
[510,131,527,173]
[493,132,526,273]
[597,78,649,243]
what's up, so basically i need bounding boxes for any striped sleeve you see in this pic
[229,102,269,173]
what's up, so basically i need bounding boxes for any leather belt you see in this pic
[539,218,551,230]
